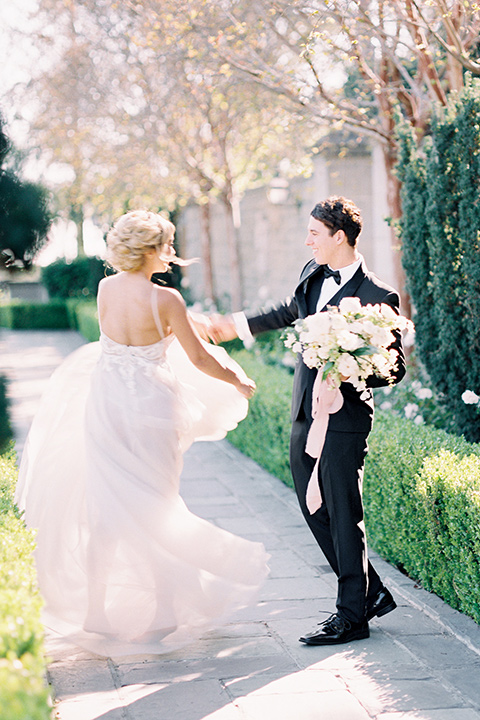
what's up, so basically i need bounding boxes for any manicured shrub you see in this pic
[41,256,108,299]
[228,350,293,486]
[68,300,100,342]
[0,450,52,718]
[0,300,69,329]
[228,352,480,624]
[365,411,480,623]
[0,376,13,454]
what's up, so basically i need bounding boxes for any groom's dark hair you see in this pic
[311,196,363,247]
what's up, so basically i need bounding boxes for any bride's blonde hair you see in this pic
[106,210,178,272]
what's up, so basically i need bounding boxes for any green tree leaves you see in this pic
[0,117,52,270]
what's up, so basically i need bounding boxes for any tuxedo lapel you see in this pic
[295,261,324,316]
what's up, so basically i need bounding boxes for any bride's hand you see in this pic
[235,377,256,399]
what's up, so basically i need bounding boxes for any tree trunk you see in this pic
[223,197,243,310]
[70,204,85,257]
[382,143,411,317]
[200,201,216,304]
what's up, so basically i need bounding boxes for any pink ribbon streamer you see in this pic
[305,371,344,514]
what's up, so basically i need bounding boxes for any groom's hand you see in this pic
[208,314,239,344]
[188,312,214,342]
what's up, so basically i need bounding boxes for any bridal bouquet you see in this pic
[284,296,413,397]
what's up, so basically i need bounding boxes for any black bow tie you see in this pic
[323,266,341,285]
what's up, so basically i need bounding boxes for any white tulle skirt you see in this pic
[16,335,269,656]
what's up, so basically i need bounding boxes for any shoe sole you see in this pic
[367,600,397,622]
[299,628,370,645]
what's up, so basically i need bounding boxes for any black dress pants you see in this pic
[290,410,383,624]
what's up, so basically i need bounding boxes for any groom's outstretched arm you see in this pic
[209,296,299,345]
[246,295,299,336]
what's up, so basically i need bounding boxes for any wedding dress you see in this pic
[16,289,269,656]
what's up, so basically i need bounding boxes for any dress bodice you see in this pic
[100,331,170,362]
[99,332,174,391]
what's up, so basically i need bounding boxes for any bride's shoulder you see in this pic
[98,274,121,293]
[153,285,185,307]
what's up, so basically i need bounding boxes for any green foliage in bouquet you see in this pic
[396,76,480,441]
[0,450,52,718]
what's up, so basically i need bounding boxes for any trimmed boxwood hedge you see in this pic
[0,299,100,341]
[364,410,480,623]
[0,376,13,454]
[0,300,69,329]
[65,299,100,342]
[228,350,480,624]
[0,450,52,719]
[228,350,293,487]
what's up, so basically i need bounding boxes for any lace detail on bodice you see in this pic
[99,332,173,391]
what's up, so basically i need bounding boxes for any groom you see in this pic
[210,196,406,645]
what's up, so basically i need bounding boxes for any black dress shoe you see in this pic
[299,613,369,645]
[366,586,397,622]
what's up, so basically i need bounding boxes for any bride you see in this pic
[16,209,269,656]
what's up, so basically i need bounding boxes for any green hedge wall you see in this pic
[228,351,480,624]
[228,350,293,486]
[0,299,100,340]
[396,77,480,441]
[364,410,480,622]
[0,376,13,454]
[0,450,52,719]
[66,299,100,342]
[0,300,69,329]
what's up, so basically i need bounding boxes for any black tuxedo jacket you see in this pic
[247,259,406,433]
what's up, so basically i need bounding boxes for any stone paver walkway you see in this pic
[1,328,480,720]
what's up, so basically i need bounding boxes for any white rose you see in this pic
[284,333,296,348]
[416,388,433,400]
[302,347,319,368]
[404,402,419,419]
[299,330,317,344]
[462,390,480,405]
[339,297,362,314]
[337,330,363,352]
[379,303,398,320]
[330,313,349,331]
[369,326,394,348]
[337,353,360,379]
[305,312,331,335]
[371,353,390,374]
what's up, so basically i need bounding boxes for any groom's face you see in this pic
[305,216,337,267]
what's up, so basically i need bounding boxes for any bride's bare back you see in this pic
[98,272,171,346]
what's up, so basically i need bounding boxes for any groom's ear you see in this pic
[335,229,348,245]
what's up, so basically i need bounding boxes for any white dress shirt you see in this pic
[317,256,362,311]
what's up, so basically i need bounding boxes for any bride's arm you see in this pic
[162,290,255,399]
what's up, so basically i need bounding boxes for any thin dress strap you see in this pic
[150,286,165,339]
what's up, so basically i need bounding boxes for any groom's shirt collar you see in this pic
[316,255,363,311]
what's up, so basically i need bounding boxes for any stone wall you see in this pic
[177,142,396,311]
